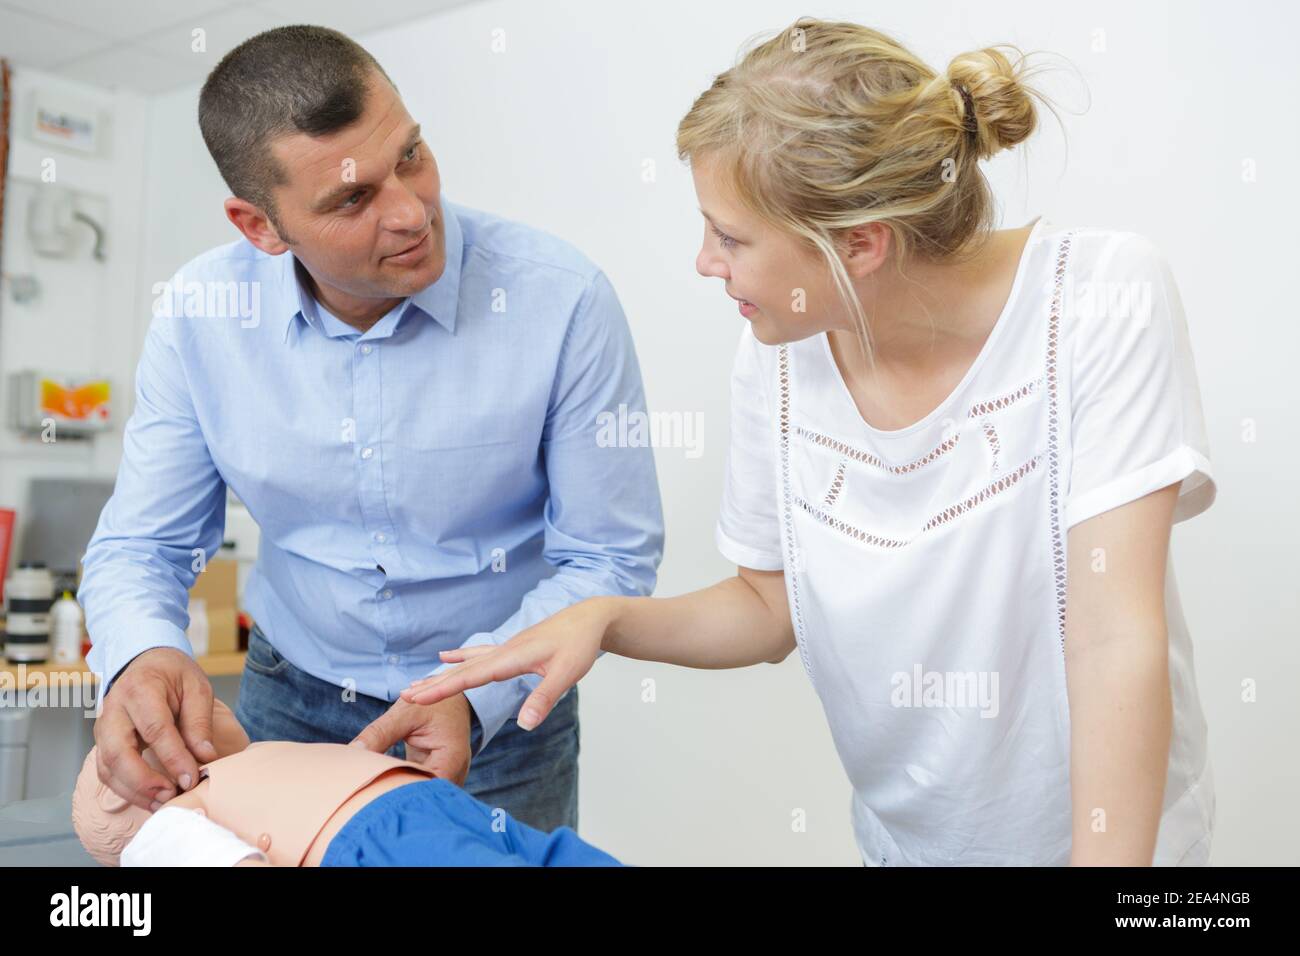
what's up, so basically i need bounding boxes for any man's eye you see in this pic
[340,191,363,208]
[403,143,421,162]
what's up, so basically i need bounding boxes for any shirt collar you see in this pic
[277,192,463,344]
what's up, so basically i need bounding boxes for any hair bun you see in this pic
[947,46,1038,159]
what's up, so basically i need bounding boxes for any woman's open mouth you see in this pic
[729,292,758,318]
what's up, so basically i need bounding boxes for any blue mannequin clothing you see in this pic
[319,777,623,867]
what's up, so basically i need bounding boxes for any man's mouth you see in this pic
[384,228,431,262]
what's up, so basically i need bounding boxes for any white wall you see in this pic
[135,0,1298,865]
[0,67,151,558]
[0,66,156,800]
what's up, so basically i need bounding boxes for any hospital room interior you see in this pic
[0,0,1294,871]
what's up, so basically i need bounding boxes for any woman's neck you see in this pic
[830,222,1035,380]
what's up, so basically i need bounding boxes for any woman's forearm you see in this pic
[1067,636,1171,865]
[597,572,795,669]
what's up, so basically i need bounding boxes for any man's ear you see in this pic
[224,196,289,256]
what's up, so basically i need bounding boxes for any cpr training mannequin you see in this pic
[72,699,620,867]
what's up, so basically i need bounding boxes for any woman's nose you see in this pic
[696,246,728,280]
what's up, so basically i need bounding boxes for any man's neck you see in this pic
[298,260,401,333]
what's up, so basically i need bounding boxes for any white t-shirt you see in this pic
[716,216,1217,866]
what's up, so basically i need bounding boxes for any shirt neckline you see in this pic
[818,214,1047,439]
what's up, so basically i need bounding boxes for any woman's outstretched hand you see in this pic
[400,597,616,731]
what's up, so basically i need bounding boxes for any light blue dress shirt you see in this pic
[80,194,664,752]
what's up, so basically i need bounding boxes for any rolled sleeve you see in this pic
[1063,234,1216,529]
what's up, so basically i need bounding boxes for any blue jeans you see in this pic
[233,624,579,833]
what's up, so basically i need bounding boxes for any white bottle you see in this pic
[50,590,84,665]
[187,598,209,657]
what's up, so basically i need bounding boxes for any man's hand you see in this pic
[94,647,219,811]
[350,693,473,786]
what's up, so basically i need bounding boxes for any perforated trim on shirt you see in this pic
[1045,233,1076,649]
[982,421,1002,474]
[823,459,847,507]
[968,377,1042,418]
[792,374,1042,479]
[778,345,816,685]
[793,455,1043,549]
[795,424,959,474]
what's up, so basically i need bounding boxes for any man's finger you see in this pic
[122,688,199,794]
[351,701,419,753]
[96,704,176,811]
[175,673,218,773]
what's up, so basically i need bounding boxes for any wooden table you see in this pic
[0,652,246,690]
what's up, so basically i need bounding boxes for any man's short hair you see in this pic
[198,25,395,230]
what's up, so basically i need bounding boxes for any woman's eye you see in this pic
[711,225,737,249]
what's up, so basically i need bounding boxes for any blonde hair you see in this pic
[676,17,1057,360]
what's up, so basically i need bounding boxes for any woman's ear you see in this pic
[841,222,892,280]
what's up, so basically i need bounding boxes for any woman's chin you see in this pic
[747,315,792,346]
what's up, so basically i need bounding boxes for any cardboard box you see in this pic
[189,558,239,654]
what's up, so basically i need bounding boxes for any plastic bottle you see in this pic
[187,598,209,657]
[50,590,85,664]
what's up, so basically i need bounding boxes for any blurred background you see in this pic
[0,0,1294,865]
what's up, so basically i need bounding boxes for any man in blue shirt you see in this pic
[79,26,663,832]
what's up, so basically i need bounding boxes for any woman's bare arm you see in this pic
[402,567,795,725]
[602,567,795,667]
[1064,483,1179,866]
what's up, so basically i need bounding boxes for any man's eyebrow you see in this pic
[312,124,424,210]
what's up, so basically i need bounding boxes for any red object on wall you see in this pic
[0,508,15,605]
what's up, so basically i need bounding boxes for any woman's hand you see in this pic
[401,597,618,731]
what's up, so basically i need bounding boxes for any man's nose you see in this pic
[381,184,430,233]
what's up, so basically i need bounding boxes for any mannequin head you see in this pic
[71,698,250,866]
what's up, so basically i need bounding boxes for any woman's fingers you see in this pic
[438,645,498,664]
[405,647,506,691]
[401,646,506,699]
[403,647,533,705]
[516,670,579,731]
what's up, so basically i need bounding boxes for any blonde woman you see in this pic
[403,18,1216,867]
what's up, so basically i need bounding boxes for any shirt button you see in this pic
[361,447,374,459]
[374,532,387,543]
[360,344,373,355]
[381,589,393,600]
[258,833,272,851]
